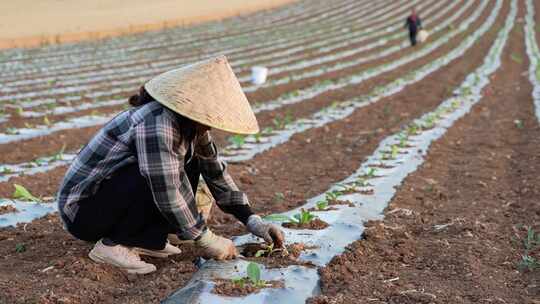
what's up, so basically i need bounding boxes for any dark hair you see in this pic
[128,86,155,107]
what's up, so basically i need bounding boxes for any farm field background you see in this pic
[0,0,539,303]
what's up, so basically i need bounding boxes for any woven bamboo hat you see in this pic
[145,55,259,134]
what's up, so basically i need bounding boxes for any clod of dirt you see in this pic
[212,279,284,297]
[0,205,18,215]
[282,218,329,230]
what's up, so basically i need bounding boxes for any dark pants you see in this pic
[66,161,201,250]
[409,29,417,46]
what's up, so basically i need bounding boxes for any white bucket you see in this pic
[418,30,429,43]
[251,66,268,85]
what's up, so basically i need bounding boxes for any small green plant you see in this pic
[510,53,523,64]
[5,127,19,135]
[51,144,67,161]
[0,167,13,174]
[15,243,26,253]
[398,133,408,148]
[273,192,285,203]
[325,190,342,201]
[15,107,24,117]
[365,168,377,178]
[390,145,399,159]
[228,135,245,148]
[24,122,34,129]
[230,263,267,288]
[43,116,51,126]
[316,200,329,211]
[518,227,540,271]
[291,209,316,225]
[407,123,420,135]
[514,119,524,129]
[263,214,292,222]
[12,184,40,202]
[255,243,275,258]
[253,132,262,143]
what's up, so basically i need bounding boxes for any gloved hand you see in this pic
[246,215,285,248]
[195,229,238,260]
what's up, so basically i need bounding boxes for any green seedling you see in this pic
[1,167,12,174]
[255,243,275,258]
[316,200,329,211]
[536,66,540,81]
[15,107,24,117]
[262,127,274,135]
[247,262,266,287]
[355,177,369,187]
[253,132,262,143]
[273,192,285,203]
[510,53,523,64]
[5,127,19,135]
[291,209,317,225]
[43,116,51,126]
[51,144,67,161]
[398,133,408,148]
[365,168,377,178]
[228,135,245,148]
[325,190,342,202]
[519,254,539,271]
[263,214,291,222]
[24,122,34,129]
[15,243,26,253]
[232,277,246,288]
[407,123,420,136]
[12,184,40,202]
[514,119,524,129]
[390,145,399,159]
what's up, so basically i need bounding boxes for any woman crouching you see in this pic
[56,56,284,274]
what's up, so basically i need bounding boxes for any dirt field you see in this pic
[0,0,539,303]
[0,0,296,48]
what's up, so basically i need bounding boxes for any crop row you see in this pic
[0,0,489,145]
[157,2,520,300]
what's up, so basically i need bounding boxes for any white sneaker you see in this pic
[89,239,156,274]
[134,242,182,258]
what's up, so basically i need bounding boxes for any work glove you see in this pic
[195,229,238,260]
[246,215,285,248]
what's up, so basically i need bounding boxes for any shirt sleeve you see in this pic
[135,114,206,240]
[195,132,254,224]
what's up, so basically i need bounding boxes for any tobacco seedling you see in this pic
[510,53,523,64]
[514,119,524,129]
[255,243,275,258]
[12,184,40,202]
[15,243,26,253]
[325,190,342,201]
[263,214,292,222]
[247,262,266,287]
[291,209,316,225]
[391,145,399,159]
[1,167,13,174]
[365,168,377,178]
[228,135,245,149]
[316,200,329,211]
[5,127,19,135]
[273,192,285,203]
[15,107,24,117]
[43,116,51,126]
[517,227,540,271]
[253,132,262,143]
[398,133,408,148]
[51,144,67,161]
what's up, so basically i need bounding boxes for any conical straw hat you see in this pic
[145,55,259,134]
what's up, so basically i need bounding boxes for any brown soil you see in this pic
[0,0,299,49]
[0,0,471,132]
[0,1,516,303]
[283,218,329,230]
[0,0,485,166]
[308,6,540,304]
[212,278,284,297]
[240,242,317,268]
[0,205,17,215]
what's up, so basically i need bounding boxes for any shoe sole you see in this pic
[88,251,156,274]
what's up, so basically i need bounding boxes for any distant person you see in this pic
[405,8,422,46]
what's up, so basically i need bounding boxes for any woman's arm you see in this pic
[194,131,254,224]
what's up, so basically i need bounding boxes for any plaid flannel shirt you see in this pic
[57,101,250,240]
